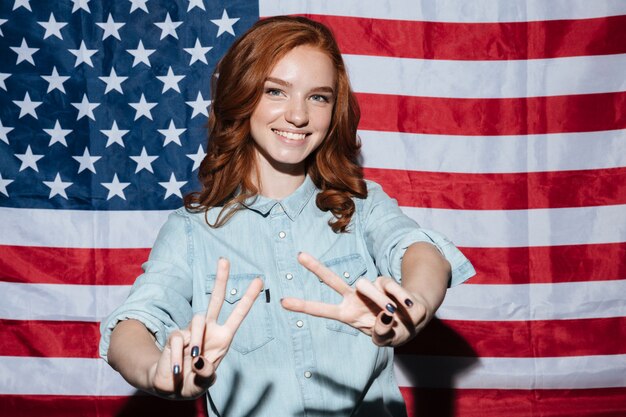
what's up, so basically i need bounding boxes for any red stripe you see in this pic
[396,316,626,358]
[0,245,147,285]
[357,91,626,135]
[0,395,207,417]
[364,166,626,210]
[3,242,626,286]
[401,387,626,417]
[301,14,626,60]
[461,243,626,285]
[4,315,625,359]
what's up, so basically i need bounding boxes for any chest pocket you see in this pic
[321,254,368,336]
[205,273,273,354]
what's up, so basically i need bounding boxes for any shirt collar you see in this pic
[241,176,317,220]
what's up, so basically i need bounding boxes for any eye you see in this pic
[310,94,331,103]
[265,88,283,97]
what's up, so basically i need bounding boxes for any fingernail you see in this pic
[405,298,414,307]
[194,357,204,370]
[191,346,199,358]
[173,364,181,375]
[385,303,396,314]
[382,314,392,325]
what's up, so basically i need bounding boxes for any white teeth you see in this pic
[273,130,306,140]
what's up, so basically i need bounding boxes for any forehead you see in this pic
[268,45,336,85]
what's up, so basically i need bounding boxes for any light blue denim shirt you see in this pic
[100,177,474,417]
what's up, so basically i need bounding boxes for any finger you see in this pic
[372,311,395,347]
[355,278,397,315]
[297,252,350,295]
[376,277,428,326]
[281,297,342,320]
[223,277,264,333]
[169,331,185,376]
[191,354,217,381]
[188,314,206,358]
[206,258,230,321]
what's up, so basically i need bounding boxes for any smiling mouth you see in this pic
[272,129,308,141]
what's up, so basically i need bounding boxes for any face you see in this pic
[249,45,336,177]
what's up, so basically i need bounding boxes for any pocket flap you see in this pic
[323,254,367,286]
[206,273,265,304]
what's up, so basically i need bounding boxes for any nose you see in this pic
[285,98,309,127]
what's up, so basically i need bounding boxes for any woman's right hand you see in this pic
[148,258,264,398]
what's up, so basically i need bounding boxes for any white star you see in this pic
[97,13,125,40]
[71,94,100,120]
[158,120,186,146]
[129,0,149,13]
[211,9,239,37]
[157,67,185,93]
[71,0,91,13]
[185,91,210,118]
[41,66,70,94]
[0,119,14,144]
[184,38,212,65]
[0,19,7,36]
[44,120,72,146]
[0,173,14,197]
[102,173,130,200]
[10,39,38,65]
[43,173,72,199]
[187,0,205,11]
[154,12,182,40]
[159,173,187,199]
[15,145,44,172]
[13,91,43,119]
[38,13,67,40]
[0,73,9,91]
[13,0,32,11]
[99,68,127,94]
[101,121,129,147]
[187,144,206,171]
[130,147,158,173]
[129,93,157,120]
[127,40,155,67]
[72,148,101,173]
[69,40,98,67]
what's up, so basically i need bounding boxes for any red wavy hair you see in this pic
[184,16,367,233]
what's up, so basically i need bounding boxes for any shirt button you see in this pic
[304,371,312,378]
[278,231,286,239]
[230,288,237,296]
[296,320,304,328]
[285,273,293,280]
[343,271,350,278]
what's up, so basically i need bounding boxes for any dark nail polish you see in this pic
[173,364,181,375]
[194,357,205,370]
[405,298,414,307]
[385,303,396,314]
[191,346,199,358]
[381,314,392,325]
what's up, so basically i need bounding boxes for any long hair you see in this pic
[184,16,367,233]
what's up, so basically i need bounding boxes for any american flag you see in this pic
[1,0,625,416]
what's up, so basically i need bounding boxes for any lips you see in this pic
[272,129,308,141]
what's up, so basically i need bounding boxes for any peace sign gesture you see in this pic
[281,252,430,347]
[149,258,264,398]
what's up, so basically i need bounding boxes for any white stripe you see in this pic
[404,204,626,248]
[346,54,626,99]
[394,354,626,389]
[2,280,624,322]
[1,355,623,394]
[0,207,170,248]
[438,280,626,321]
[0,282,130,322]
[360,129,626,174]
[2,204,625,249]
[260,0,626,22]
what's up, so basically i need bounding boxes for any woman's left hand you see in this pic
[280,252,433,347]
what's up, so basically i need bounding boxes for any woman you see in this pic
[100,16,474,416]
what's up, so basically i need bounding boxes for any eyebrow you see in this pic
[265,77,335,94]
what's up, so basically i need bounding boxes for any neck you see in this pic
[254,155,306,200]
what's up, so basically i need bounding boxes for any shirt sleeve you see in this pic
[359,180,475,287]
[99,209,194,362]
